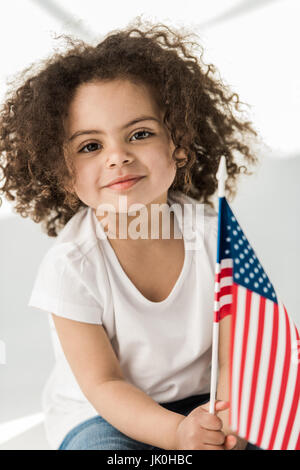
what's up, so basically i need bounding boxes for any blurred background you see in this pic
[0,0,299,450]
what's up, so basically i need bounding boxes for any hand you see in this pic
[174,400,238,450]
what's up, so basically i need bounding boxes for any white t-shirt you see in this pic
[28,189,218,450]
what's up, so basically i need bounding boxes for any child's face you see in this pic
[64,78,186,213]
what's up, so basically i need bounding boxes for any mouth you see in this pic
[105,176,145,191]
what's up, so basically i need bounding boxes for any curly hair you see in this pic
[0,16,260,237]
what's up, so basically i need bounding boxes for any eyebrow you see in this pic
[68,115,160,142]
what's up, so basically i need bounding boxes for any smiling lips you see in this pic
[105,176,145,190]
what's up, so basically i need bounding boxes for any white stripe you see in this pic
[287,400,300,450]
[239,291,260,438]
[215,263,221,274]
[214,300,219,312]
[219,294,232,308]
[274,303,299,449]
[231,286,246,432]
[220,276,233,288]
[215,275,232,294]
[260,300,286,449]
[248,298,274,444]
[220,258,233,269]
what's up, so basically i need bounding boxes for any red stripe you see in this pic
[219,304,232,321]
[237,289,252,431]
[214,266,233,321]
[295,431,300,451]
[268,304,291,449]
[281,320,300,449]
[245,296,266,440]
[220,267,233,278]
[256,303,279,447]
[219,285,232,298]
[229,283,238,429]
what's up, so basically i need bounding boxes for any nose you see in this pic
[105,143,135,168]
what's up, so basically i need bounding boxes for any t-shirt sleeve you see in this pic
[28,244,103,324]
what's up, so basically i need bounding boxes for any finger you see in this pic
[224,434,237,450]
[215,400,230,412]
[203,430,226,446]
[193,412,223,431]
[201,400,230,413]
[192,402,227,430]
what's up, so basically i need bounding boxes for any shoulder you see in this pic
[39,205,106,277]
[54,206,98,254]
[29,206,106,322]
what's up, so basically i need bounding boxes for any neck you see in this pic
[94,191,179,247]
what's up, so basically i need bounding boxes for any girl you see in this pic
[0,19,260,450]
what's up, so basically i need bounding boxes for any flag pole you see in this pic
[209,156,228,414]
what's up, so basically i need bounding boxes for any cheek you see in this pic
[73,162,97,192]
[162,154,177,176]
[151,142,176,169]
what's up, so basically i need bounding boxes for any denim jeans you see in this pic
[58,393,261,450]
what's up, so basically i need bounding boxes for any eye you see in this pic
[130,130,154,141]
[79,142,101,153]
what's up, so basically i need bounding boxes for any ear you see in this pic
[176,147,188,168]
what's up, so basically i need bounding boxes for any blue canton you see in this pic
[218,198,277,304]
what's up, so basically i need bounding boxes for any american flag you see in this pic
[214,196,300,450]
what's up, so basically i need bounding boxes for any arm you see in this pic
[51,314,185,450]
[216,315,248,450]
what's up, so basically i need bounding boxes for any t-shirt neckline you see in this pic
[91,198,192,307]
